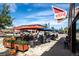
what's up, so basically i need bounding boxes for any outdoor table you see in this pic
[0,37,9,56]
[0,46,9,56]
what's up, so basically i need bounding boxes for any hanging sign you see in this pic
[52,6,67,22]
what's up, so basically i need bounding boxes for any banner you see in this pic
[52,6,67,22]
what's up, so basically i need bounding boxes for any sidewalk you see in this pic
[17,40,58,56]
[17,34,73,56]
[41,37,74,56]
[0,37,9,56]
[0,34,74,56]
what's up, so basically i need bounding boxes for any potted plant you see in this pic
[9,40,16,48]
[3,39,16,48]
[3,36,17,48]
[16,40,29,52]
[3,38,11,48]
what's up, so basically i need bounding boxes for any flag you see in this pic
[52,6,67,22]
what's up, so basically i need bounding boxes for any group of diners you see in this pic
[15,30,58,48]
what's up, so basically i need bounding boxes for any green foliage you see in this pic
[63,27,68,33]
[51,27,55,31]
[44,24,48,28]
[7,40,16,43]
[0,4,12,29]
[17,40,28,45]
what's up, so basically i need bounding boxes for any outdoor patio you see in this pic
[15,34,73,56]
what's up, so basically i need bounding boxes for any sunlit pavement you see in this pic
[0,37,8,56]
[0,34,74,56]
[17,34,68,56]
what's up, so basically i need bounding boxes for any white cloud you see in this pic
[27,19,50,25]
[13,16,68,29]
[12,4,68,29]
[33,3,49,7]
[8,3,16,13]
[23,3,29,5]
[52,3,69,9]
[35,10,53,16]
[16,9,68,29]
[24,10,53,19]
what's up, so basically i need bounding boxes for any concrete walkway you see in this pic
[17,34,74,56]
[41,37,74,56]
[0,34,74,56]
[0,37,9,56]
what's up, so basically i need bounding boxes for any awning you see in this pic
[14,24,44,30]
[39,28,52,31]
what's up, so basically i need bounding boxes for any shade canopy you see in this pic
[14,24,44,30]
[39,28,52,31]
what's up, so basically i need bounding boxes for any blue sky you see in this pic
[0,3,70,29]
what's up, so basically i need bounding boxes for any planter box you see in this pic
[3,41,15,48]
[13,43,17,50]
[17,44,29,52]
[9,49,17,56]
[4,42,12,48]
[3,41,9,48]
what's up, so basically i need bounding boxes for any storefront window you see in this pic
[75,4,79,41]
[76,20,79,40]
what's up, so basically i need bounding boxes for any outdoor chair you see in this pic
[28,36,36,48]
[51,34,56,40]
[34,38,41,45]
[39,35,44,44]
[46,38,51,43]
[55,34,58,38]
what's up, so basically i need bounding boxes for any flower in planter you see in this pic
[16,40,29,52]
[7,40,15,43]
[5,40,16,48]
[3,38,11,48]
[18,40,28,45]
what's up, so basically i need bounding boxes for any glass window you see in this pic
[76,20,79,40]
[75,4,79,41]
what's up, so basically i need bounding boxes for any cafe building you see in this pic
[13,24,45,33]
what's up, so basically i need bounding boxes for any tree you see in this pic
[62,27,68,33]
[51,27,55,31]
[44,24,48,28]
[0,4,12,29]
[59,27,64,33]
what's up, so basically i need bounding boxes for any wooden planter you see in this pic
[4,41,12,48]
[13,43,17,49]
[9,49,17,56]
[3,41,10,48]
[17,44,29,52]
[3,39,16,49]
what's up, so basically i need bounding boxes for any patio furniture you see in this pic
[8,49,17,56]
[0,48,9,56]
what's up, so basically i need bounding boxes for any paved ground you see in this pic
[17,34,74,56]
[0,37,9,56]
[41,37,74,56]
[0,34,74,56]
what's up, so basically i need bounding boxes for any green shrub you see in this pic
[7,40,16,43]
[17,40,28,45]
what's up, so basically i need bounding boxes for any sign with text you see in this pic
[52,6,67,22]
